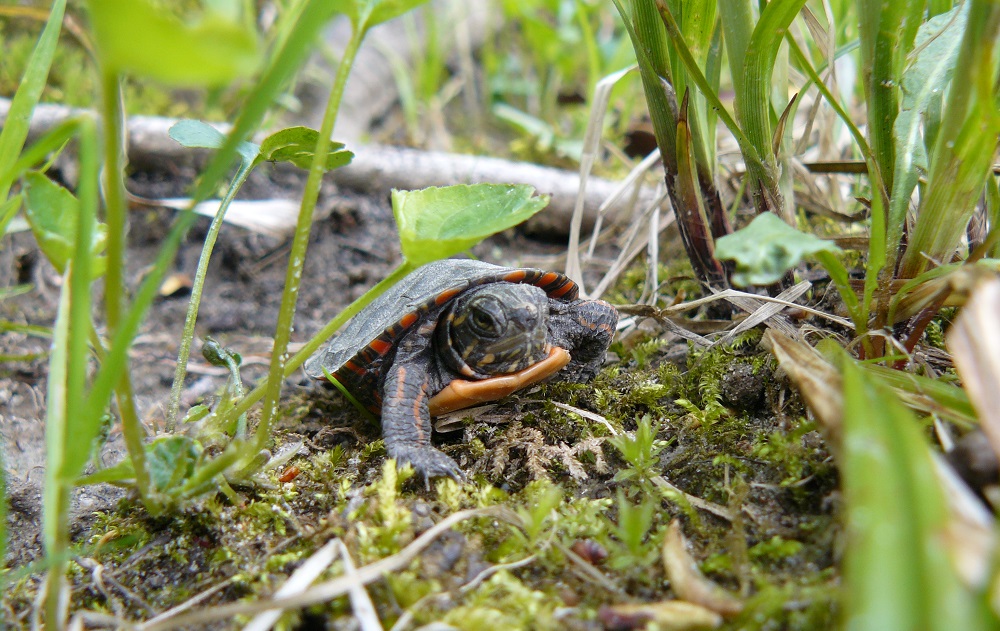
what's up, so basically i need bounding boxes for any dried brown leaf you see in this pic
[947,276,1000,460]
[662,521,743,618]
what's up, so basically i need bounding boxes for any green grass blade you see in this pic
[622,0,677,170]
[841,358,989,631]
[987,173,1000,259]
[887,4,969,273]
[652,1,760,177]
[856,0,923,199]
[0,0,66,201]
[717,0,752,100]
[859,364,976,427]
[41,265,71,629]
[56,119,103,483]
[899,1,1000,278]
[735,0,807,213]
[79,1,343,481]
[0,447,6,588]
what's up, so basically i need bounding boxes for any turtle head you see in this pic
[436,283,550,379]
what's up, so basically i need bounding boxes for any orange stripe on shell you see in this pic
[368,338,393,356]
[398,312,419,328]
[435,287,462,305]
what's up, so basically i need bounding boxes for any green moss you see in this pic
[4,301,841,628]
[440,571,561,630]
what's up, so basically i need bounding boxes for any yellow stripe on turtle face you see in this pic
[460,338,478,360]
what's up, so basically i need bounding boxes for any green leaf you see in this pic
[86,0,259,85]
[392,184,549,266]
[840,358,988,631]
[147,436,202,494]
[332,0,430,31]
[76,460,136,486]
[258,127,353,171]
[0,194,23,236]
[168,120,260,165]
[23,172,107,277]
[714,212,841,286]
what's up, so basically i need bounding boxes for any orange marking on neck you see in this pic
[394,366,407,399]
[503,270,528,283]
[413,382,427,443]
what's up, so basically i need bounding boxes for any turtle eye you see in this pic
[470,307,497,335]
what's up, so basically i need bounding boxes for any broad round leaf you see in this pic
[392,184,549,266]
[259,127,353,171]
[168,120,227,149]
[715,212,841,286]
[169,120,260,165]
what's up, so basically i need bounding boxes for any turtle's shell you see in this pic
[304,259,579,410]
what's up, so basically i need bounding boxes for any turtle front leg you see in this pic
[382,358,465,485]
[548,299,618,383]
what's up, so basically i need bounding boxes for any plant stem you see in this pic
[100,71,125,336]
[254,22,367,452]
[166,162,256,432]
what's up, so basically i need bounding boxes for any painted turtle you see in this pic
[304,259,618,481]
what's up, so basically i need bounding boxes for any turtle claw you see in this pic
[390,445,465,487]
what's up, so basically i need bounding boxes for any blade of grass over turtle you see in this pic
[256,2,430,452]
[840,357,990,631]
[230,261,416,422]
[0,0,66,202]
[899,0,1000,279]
[77,2,346,513]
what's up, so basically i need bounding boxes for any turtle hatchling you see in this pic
[305,259,618,481]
